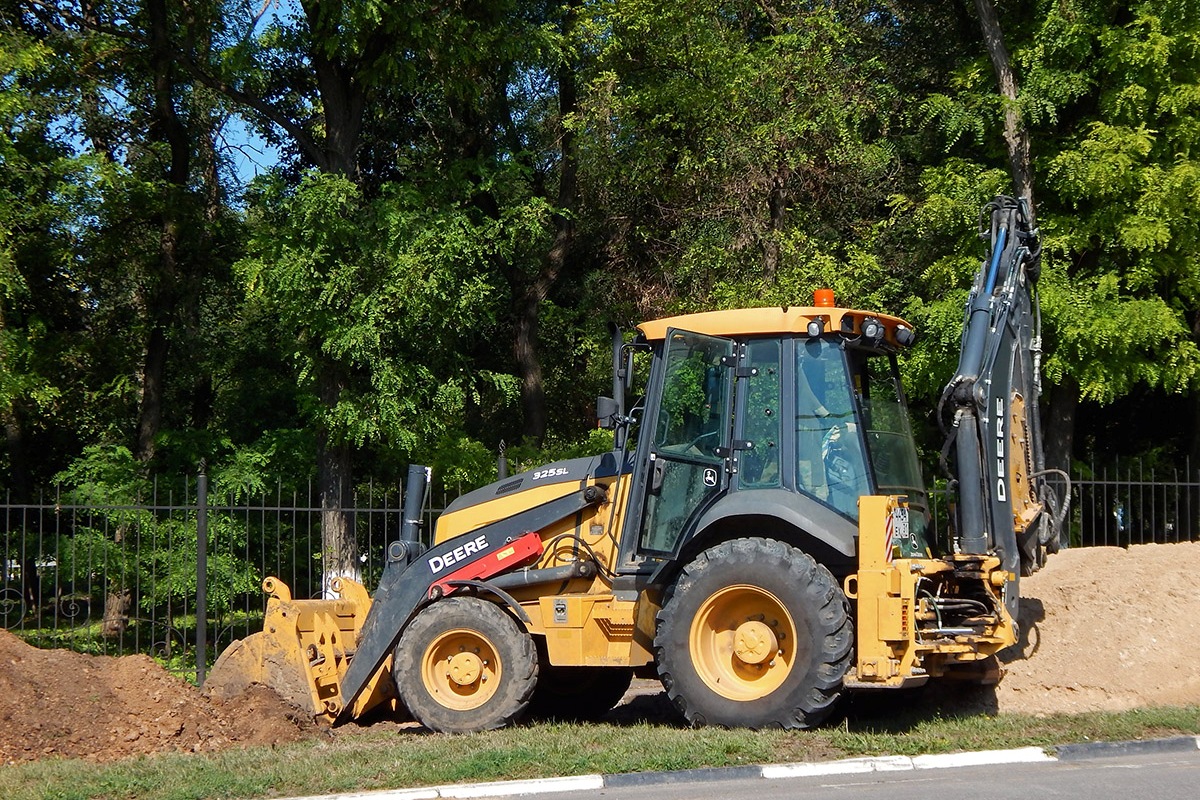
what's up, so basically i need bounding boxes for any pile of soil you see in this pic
[0,630,318,765]
[2,541,1198,764]
[995,540,1200,714]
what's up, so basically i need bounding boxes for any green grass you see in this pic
[2,702,1198,800]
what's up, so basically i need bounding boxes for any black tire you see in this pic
[655,538,852,729]
[527,663,634,721]
[393,597,538,733]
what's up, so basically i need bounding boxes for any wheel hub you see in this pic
[447,651,483,686]
[733,620,777,665]
[689,584,798,701]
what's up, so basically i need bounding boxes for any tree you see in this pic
[883,0,1200,471]
[179,1,439,582]
[0,23,76,492]
[575,1,902,318]
[4,0,250,632]
[1034,1,1200,465]
[176,1,589,580]
[237,172,512,585]
[974,0,1035,209]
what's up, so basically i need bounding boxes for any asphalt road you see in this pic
[516,749,1200,800]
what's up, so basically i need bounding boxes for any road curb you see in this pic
[761,746,1055,779]
[279,737,1198,800]
[1054,735,1200,762]
[603,765,763,787]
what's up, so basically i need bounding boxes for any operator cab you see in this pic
[608,292,930,573]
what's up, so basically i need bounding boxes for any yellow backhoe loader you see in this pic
[206,196,1066,732]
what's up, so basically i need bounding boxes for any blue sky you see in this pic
[222,112,279,188]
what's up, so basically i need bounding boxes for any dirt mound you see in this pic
[0,630,319,765]
[994,540,1200,714]
[2,542,1198,764]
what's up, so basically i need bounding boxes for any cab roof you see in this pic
[636,306,914,349]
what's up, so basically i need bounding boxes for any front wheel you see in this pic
[394,597,537,733]
[655,538,852,729]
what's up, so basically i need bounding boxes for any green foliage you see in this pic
[887,1,1200,414]
[54,445,148,505]
[238,171,522,452]
[51,446,259,617]
[207,431,316,499]
[136,515,260,616]
[577,1,899,315]
[1034,1,1200,400]
[5,0,1200,500]
[1039,266,1200,402]
[0,27,93,486]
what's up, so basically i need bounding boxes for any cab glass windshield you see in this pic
[795,340,928,532]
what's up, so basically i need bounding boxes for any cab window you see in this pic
[795,339,871,518]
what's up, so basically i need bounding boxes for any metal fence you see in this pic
[3,459,1199,682]
[1069,457,1200,547]
[0,472,451,682]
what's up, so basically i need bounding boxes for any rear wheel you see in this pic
[655,538,852,729]
[394,597,537,733]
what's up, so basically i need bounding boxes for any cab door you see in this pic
[636,329,734,556]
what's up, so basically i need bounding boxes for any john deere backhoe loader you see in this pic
[206,196,1066,732]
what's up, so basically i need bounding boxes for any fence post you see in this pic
[196,462,208,685]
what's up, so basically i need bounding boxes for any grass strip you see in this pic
[3,704,1198,800]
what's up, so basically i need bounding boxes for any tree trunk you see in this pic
[1042,377,1078,478]
[101,523,132,638]
[974,0,1035,213]
[513,3,580,444]
[763,168,788,283]
[317,368,357,595]
[134,0,191,464]
[101,588,132,638]
[3,409,27,499]
[514,292,549,444]
[301,0,367,179]
[134,324,169,462]
[294,1,374,589]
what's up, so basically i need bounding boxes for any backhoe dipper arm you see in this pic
[940,196,1060,611]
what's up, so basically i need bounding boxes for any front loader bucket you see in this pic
[203,576,400,722]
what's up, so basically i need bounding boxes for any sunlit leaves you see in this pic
[236,170,543,453]
[1049,122,1156,202]
[894,0,1200,421]
[1040,266,1200,402]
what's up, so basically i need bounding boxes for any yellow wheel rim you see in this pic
[420,628,502,711]
[689,584,798,701]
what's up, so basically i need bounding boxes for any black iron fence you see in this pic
[1069,457,1200,547]
[0,472,451,683]
[2,459,1198,682]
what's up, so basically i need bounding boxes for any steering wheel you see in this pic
[687,429,719,456]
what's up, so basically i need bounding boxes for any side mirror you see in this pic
[596,396,619,429]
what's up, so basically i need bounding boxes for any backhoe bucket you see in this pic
[204,576,400,721]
